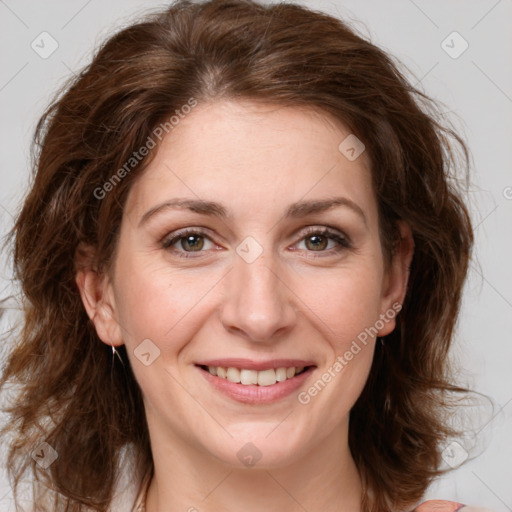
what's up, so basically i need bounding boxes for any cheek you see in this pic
[292,261,385,348]
[294,268,382,424]
[112,254,221,351]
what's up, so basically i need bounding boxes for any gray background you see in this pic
[0,0,511,510]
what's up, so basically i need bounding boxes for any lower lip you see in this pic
[197,366,315,404]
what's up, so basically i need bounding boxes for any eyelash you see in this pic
[161,226,351,259]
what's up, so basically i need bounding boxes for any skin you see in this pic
[76,100,414,512]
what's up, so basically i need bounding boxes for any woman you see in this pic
[0,0,490,510]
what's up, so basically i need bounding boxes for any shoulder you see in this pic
[413,500,497,512]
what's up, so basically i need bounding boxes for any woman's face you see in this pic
[82,100,411,469]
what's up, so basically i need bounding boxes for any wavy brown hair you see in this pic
[0,0,474,510]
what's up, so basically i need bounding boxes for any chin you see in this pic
[203,425,310,470]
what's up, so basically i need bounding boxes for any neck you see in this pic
[144,413,362,512]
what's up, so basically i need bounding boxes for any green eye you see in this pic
[162,226,351,259]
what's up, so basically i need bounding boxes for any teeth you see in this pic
[207,365,307,385]
[257,369,277,386]
[226,367,241,383]
[275,367,287,382]
[240,369,258,385]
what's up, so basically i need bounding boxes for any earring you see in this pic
[111,344,125,366]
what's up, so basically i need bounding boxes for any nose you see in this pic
[219,249,298,344]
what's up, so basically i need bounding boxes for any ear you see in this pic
[377,221,414,337]
[75,242,123,347]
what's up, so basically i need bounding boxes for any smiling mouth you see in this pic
[197,364,314,386]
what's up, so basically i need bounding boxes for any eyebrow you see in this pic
[138,196,367,227]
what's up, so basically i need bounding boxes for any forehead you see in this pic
[124,100,377,224]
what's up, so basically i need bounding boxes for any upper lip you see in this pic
[196,358,316,371]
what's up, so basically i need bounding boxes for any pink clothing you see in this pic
[413,502,495,512]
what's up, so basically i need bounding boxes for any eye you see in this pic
[162,229,215,258]
[294,227,351,256]
[162,226,351,259]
